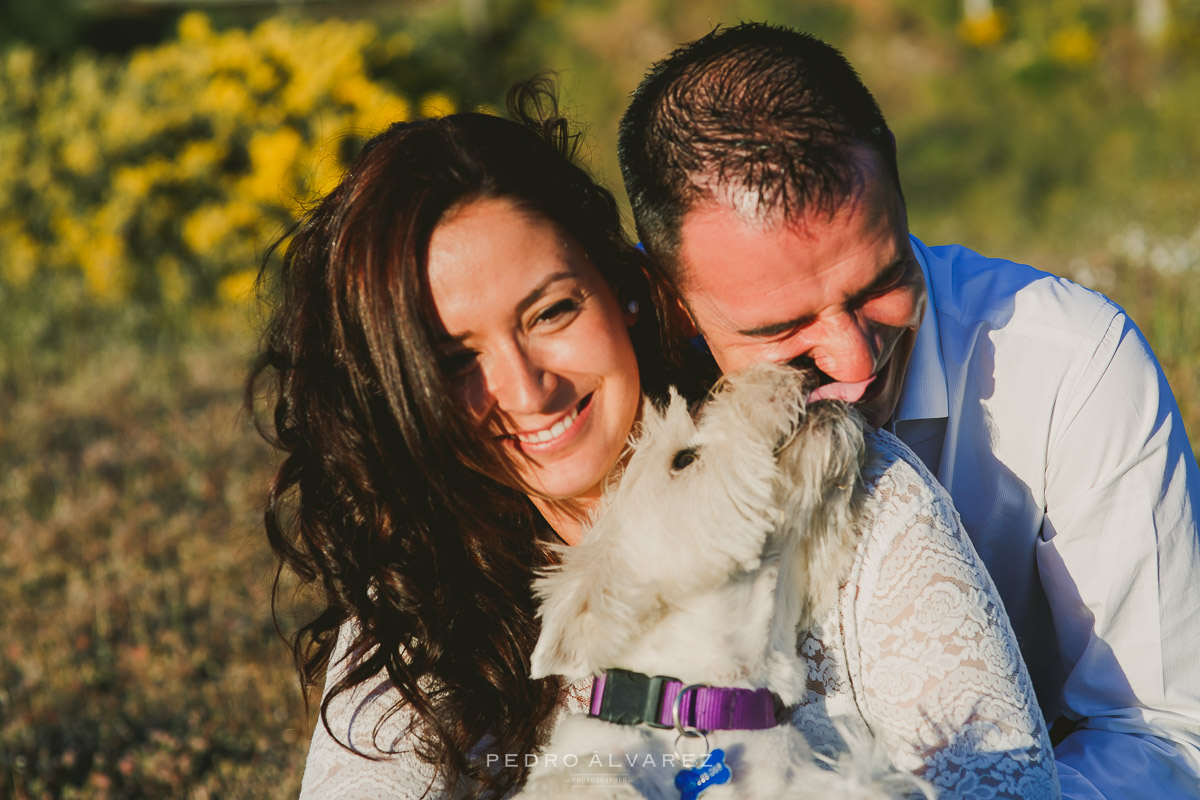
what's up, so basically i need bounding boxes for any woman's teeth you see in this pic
[516,404,581,444]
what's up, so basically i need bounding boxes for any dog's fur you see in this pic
[518,364,934,799]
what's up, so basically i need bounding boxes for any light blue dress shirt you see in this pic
[894,236,1200,798]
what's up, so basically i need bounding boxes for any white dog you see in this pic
[519,364,934,800]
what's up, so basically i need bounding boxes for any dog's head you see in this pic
[530,363,864,690]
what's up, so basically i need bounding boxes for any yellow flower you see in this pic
[92,199,132,239]
[354,93,410,130]
[298,151,346,209]
[1050,24,1098,66]
[198,75,252,118]
[102,95,148,147]
[111,159,170,200]
[959,11,1007,48]
[419,92,457,119]
[307,111,355,155]
[251,16,295,59]
[80,232,127,302]
[209,30,255,74]
[245,61,280,94]
[282,68,323,117]
[241,127,304,204]
[226,200,261,228]
[333,74,379,112]
[4,45,36,84]
[1,227,39,287]
[178,12,213,45]
[70,58,105,95]
[183,200,261,256]
[217,268,258,305]
[112,165,151,199]
[52,214,89,260]
[182,205,226,256]
[127,50,160,83]
[178,140,226,178]
[62,135,100,174]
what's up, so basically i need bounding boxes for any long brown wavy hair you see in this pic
[247,81,674,798]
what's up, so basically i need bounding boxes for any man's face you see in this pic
[676,150,926,428]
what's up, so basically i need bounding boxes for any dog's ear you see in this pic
[636,386,687,442]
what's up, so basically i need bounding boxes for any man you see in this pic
[618,22,1200,798]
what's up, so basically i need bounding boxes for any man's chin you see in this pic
[860,359,908,428]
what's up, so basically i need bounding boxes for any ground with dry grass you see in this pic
[0,329,315,799]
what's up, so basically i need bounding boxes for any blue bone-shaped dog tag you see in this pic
[674,748,732,800]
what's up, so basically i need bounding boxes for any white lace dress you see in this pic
[298,429,1059,799]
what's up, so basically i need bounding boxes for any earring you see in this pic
[626,300,640,315]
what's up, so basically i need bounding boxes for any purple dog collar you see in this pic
[588,668,779,731]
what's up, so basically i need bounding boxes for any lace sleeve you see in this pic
[297,623,451,800]
[849,429,1060,800]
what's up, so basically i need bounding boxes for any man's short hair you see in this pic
[618,22,899,281]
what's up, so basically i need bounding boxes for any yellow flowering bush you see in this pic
[0,12,416,312]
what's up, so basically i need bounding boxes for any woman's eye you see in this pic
[535,298,580,324]
[439,351,479,378]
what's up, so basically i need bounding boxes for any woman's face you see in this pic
[424,196,642,507]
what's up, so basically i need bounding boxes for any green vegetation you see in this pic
[2,1,1198,796]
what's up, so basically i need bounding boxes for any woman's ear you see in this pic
[621,297,640,327]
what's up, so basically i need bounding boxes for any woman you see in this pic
[250,85,1058,799]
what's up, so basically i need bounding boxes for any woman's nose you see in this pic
[484,343,556,415]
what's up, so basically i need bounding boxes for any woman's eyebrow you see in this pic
[514,270,576,316]
[433,270,578,345]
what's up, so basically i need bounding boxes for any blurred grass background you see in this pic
[2,0,1198,797]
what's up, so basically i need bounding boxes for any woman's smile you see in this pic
[506,393,595,453]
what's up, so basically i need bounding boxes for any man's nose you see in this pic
[818,311,881,382]
[484,342,556,415]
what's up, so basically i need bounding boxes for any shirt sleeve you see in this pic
[1039,309,1200,798]
[297,622,450,800]
[851,436,1060,799]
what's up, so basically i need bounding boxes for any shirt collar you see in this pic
[893,235,948,424]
